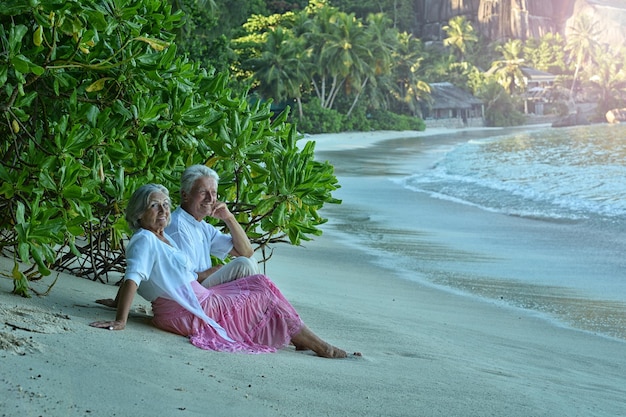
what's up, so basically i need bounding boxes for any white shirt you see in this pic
[124,229,195,302]
[165,207,233,274]
[124,228,233,341]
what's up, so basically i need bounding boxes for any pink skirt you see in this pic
[151,274,304,353]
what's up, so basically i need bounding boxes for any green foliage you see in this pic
[329,0,416,34]
[523,33,566,73]
[368,110,426,131]
[234,2,428,133]
[341,105,372,131]
[477,81,525,127]
[291,98,344,133]
[0,0,340,296]
[173,0,268,73]
[442,16,478,61]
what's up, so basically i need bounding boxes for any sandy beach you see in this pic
[2,127,626,417]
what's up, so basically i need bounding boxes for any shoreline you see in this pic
[309,124,626,342]
[2,125,626,416]
[303,124,553,152]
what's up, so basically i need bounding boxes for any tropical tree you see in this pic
[565,14,601,101]
[389,32,430,116]
[343,12,396,116]
[245,26,307,116]
[442,16,478,62]
[329,0,417,32]
[523,33,566,73]
[172,0,270,74]
[488,39,526,95]
[477,79,525,127]
[309,7,372,111]
[587,45,626,114]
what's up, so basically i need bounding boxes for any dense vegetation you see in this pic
[177,0,626,129]
[0,0,339,296]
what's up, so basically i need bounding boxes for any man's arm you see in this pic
[212,202,253,258]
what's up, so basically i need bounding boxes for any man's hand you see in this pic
[209,201,233,221]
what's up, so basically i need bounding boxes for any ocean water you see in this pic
[400,124,626,222]
[318,124,626,342]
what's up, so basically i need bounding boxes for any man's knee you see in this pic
[231,256,259,276]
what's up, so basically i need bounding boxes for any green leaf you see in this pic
[0,66,8,87]
[10,55,30,73]
[254,196,277,216]
[11,262,30,298]
[15,201,26,223]
[30,244,51,276]
[8,24,27,51]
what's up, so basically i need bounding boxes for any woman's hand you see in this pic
[89,320,126,331]
[90,280,137,331]
[197,265,223,283]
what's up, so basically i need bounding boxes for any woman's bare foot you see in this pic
[291,325,348,359]
[316,344,347,359]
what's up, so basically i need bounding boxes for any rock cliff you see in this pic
[415,0,626,45]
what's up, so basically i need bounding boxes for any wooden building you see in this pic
[423,82,484,128]
[520,67,557,115]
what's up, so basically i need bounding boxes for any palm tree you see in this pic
[390,32,430,116]
[587,45,626,114]
[247,27,308,117]
[442,16,478,62]
[488,39,525,95]
[309,8,372,111]
[566,14,601,101]
[344,12,396,117]
[524,33,566,73]
[305,4,344,109]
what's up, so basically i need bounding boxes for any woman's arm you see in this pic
[95,282,123,308]
[90,280,138,330]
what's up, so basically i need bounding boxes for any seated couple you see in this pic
[90,165,354,358]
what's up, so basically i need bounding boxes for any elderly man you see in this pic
[165,165,258,287]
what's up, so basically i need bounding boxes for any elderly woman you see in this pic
[90,184,348,358]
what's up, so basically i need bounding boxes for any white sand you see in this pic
[1,127,625,417]
[302,127,504,151]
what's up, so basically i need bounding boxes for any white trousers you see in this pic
[200,257,259,288]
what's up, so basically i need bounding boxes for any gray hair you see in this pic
[180,164,219,197]
[126,184,170,232]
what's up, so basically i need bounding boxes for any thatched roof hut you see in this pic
[424,82,483,124]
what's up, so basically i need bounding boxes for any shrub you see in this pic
[291,98,344,134]
[341,106,372,132]
[369,110,426,131]
[0,0,340,296]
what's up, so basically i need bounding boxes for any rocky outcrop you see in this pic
[414,0,626,45]
[476,0,573,41]
[605,108,626,124]
[552,109,590,128]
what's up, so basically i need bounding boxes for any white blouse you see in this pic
[125,229,233,341]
